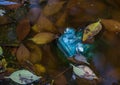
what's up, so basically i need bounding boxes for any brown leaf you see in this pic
[49,70,67,85]
[32,15,57,33]
[26,42,42,64]
[16,18,30,41]
[56,12,67,27]
[54,74,67,85]
[6,68,16,74]
[41,45,58,69]
[101,19,120,32]
[16,44,30,63]
[30,32,56,44]
[0,16,12,25]
[43,1,65,16]
[6,3,22,10]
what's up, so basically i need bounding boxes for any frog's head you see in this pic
[82,20,102,42]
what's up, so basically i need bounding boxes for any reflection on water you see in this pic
[93,53,119,85]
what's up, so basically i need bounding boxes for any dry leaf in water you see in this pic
[32,15,57,33]
[0,16,12,25]
[33,64,46,75]
[101,19,120,32]
[49,70,67,85]
[16,18,30,41]
[28,7,41,25]
[16,44,30,63]
[26,43,42,64]
[6,3,22,9]
[56,12,67,27]
[30,32,56,44]
[6,68,16,74]
[43,1,65,16]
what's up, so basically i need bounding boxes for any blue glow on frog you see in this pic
[57,27,92,58]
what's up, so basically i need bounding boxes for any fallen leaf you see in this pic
[28,7,41,25]
[54,74,67,85]
[0,16,12,25]
[101,19,120,32]
[26,42,42,64]
[5,69,41,84]
[43,1,65,16]
[16,18,30,41]
[16,44,30,63]
[82,20,102,42]
[32,15,57,33]
[33,64,46,75]
[0,46,3,56]
[6,3,22,10]
[56,12,67,27]
[70,64,98,80]
[49,70,67,85]
[30,32,56,44]
[6,68,16,74]
[41,45,58,69]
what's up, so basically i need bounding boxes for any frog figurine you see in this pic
[57,20,102,64]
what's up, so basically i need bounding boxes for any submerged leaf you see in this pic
[6,3,22,9]
[0,16,12,25]
[33,64,46,75]
[0,46,3,55]
[26,43,42,64]
[5,70,41,84]
[32,15,57,33]
[70,64,98,80]
[16,44,30,63]
[16,18,30,41]
[30,32,56,44]
[101,19,120,32]
[74,54,89,64]
[56,12,67,27]
[43,1,65,16]
[82,20,102,42]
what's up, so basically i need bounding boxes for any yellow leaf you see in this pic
[82,20,102,42]
[34,64,46,75]
[43,1,65,16]
[101,19,120,32]
[30,32,56,44]
[32,15,58,33]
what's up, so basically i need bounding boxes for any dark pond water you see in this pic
[0,0,120,85]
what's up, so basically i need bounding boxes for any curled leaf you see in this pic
[43,1,65,16]
[82,20,102,42]
[16,44,30,63]
[30,32,56,44]
[5,70,41,84]
[70,64,98,80]
[101,19,120,32]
